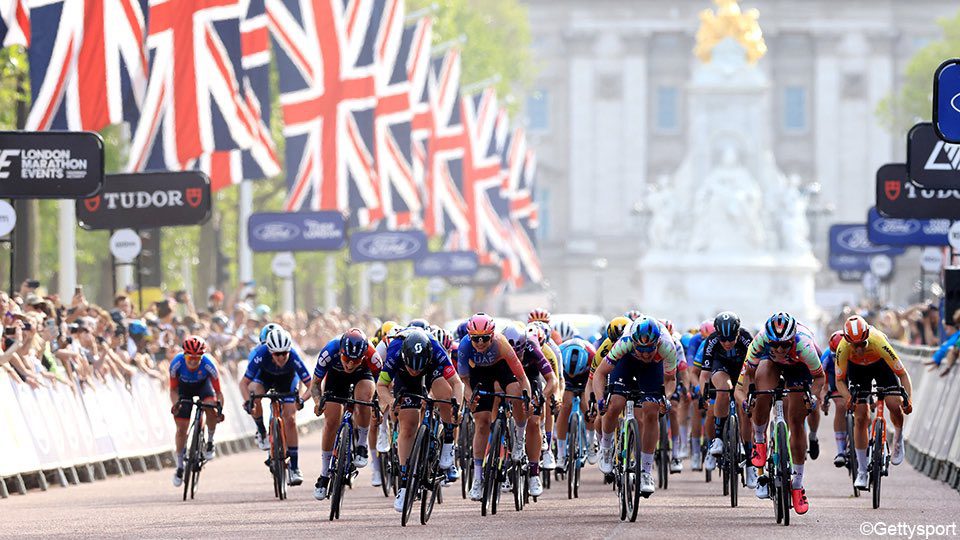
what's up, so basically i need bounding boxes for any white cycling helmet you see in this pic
[553,321,576,342]
[265,328,292,353]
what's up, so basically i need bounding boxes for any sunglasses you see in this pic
[272,351,289,358]
[770,340,793,350]
[845,338,868,347]
[185,354,202,361]
[635,343,657,353]
[470,335,492,344]
[719,335,737,343]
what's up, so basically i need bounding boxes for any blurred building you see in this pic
[522,0,956,318]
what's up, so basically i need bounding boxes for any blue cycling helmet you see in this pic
[260,323,280,343]
[128,320,148,337]
[714,311,741,341]
[631,317,661,349]
[455,321,469,341]
[561,340,591,377]
[764,312,797,342]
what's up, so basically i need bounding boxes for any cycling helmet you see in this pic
[401,329,433,372]
[624,309,643,321]
[526,324,547,346]
[259,323,280,343]
[341,328,368,360]
[265,328,292,353]
[562,340,591,378]
[128,320,148,337]
[407,318,430,329]
[502,324,526,351]
[384,326,403,345]
[554,321,575,342]
[455,321,469,341]
[699,320,715,338]
[764,312,797,342]
[606,316,630,342]
[842,315,870,344]
[528,308,551,324]
[435,328,453,351]
[659,319,675,335]
[829,330,844,353]
[183,335,207,356]
[714,311,741,341]
[631,317,661,350]
[466,313,495,336]
[212,314,229,327]
[374,321,398,344]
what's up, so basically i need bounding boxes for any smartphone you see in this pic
[75,286,83,295]
[26,279,40,289]
[4,327,15,336]
[22,323,32,331]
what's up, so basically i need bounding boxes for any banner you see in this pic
[77,172,212,230]
[413,251,479,277]
[349,230,427,262]
[907,123,960,188]
[876,163,960,219]
[248,211,346,252]
[0,131,104,199]
[828,254,872,272]
[866,207,949,247]
[829,223,906,257]
[446,264,503,287]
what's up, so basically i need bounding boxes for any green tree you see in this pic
[877,10,960,135]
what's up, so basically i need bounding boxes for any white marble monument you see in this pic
[639,1,819,328]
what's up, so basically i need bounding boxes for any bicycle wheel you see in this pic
[567,413,580,499]
[481,419,502,516]
[390,445,401,496]
[871,427,883,509]
[272,417,287,500]
[329,424,351,521]
[190,429,204,500]
[775,424,791,526]
[459,413,473,500]
[378,450,391,498]
[703,441,712,483]
[625,418,642,522]
[421,438,440,524]
[658,416,669,490]
[846,412,859,497]
[727,413,740,508]
[402,425,427,527]
[182,409,201,501]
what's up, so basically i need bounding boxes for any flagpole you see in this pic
[405,5,436,22]
[431,35,467,57]
[461,75,502,95]
[57,201,77,299]
[238,180,254,284]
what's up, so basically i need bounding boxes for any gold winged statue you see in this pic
[694,0,767,64]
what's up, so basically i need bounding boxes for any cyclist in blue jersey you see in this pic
[169,336,222,487]
[239,327,312,486]
[821,331,849,468]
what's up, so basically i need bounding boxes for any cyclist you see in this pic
[239,327,312,486]
[686,320,714,470]
[662,319,689,473]
[554,321,576,343]
[745,312,824,514]
[555,337,595,471]
[700,312,754,485]
[310,328,382,500]
[376,328,463,513]
[529,308,561,344]
[503,324,558,496]
[586,317,630,464]
[459,313,532,501]
[169,336,223,487]
[372,320,398,346]
[835,315,913,489]
[593,317,678,496]
[821,331,849,468]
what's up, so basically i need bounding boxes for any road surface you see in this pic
[3,435,958,539]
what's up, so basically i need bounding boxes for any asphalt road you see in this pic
[4,435,959,539]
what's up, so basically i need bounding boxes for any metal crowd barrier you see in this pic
[895,342,960,494]
[0,358,320,497]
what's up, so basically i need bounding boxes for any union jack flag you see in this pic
[509,142,542,284]
[127,0,254,172]
[268,0,384,226]
[201,0,280,191]
[26,0,147,131]
[374,1,425,229]
[0,0,28,47]
[423,48,470,245]
[407,16,431,216]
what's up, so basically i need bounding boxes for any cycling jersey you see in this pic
[169,353,221,393]
[512,339,553,377]
[686,333,705,363]
[834,328,905,381]
[745,324,823,376]
[456,333,524,377]
[380,334,455,385]
[243,344,312,385]
[314,335,382,380]
[693,340,706,369]
[701,329,753,375]
[672,333,688,371]
[543,339,563,379]
[820,349,837,392]
[605,322,679,376]
[590,336,615,376]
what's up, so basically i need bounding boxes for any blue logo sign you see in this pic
[829,224,906,257]
[414,251,479,277]
[934,59,960,143]
[349,230,427,262]
[828,254,871,272]
[866,207,949,247]
[248,211,346,252]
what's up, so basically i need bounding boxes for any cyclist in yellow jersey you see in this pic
[835,315,913,490]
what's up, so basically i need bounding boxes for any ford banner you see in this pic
[0,131,104,199]
[247,211,346,252]
[866,207,949,247]
[413,251,479,277]
[829,223,906,257]
[349,230,427,262]
[77,172,211,230]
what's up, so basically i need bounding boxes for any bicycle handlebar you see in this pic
[316,391,382,422]
[471,388,531,404]
[176,397,223,414]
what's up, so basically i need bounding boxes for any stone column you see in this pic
[565,29,595,235]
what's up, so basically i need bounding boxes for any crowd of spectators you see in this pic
[0,279,385,392]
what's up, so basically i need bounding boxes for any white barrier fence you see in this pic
[895,342,960,494]
[0,359,319,497]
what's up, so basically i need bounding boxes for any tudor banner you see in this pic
[0,131,104,199]
[77,172,211,230]
[875,163,960,220]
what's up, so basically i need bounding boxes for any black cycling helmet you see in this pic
[714,311,741,341]
[341,328,368,360]
[401,329,433,372]
[407,318,430,330]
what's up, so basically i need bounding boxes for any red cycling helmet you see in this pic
[528,308,551,324]
[699,320,715,338]
[183,335,207,356]
[829,330,844,353]
[466,313,496,336]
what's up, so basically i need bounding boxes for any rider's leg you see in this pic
[320,402,344,476]
[354,379,377,449]
[281,402,300,469]
[785,392,808,488]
